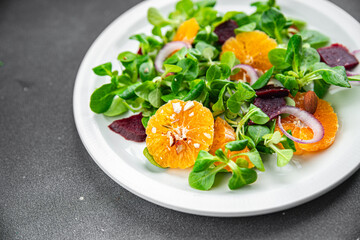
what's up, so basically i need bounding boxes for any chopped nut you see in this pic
[172,102,182,113]
[183,101,195,111]
[176,144,184,154]
[304,91,318,114]
[204,133,211,139]
[151,127,156,133]
[167,131,175,147]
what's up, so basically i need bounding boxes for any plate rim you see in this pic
[73,0,360,217]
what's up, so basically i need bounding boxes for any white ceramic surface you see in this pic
[73,0,360,216]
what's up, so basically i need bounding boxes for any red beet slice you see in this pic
[317,43,359,70]
[253,97,286,120]
[108,113,146,142]
[255,85,290,99]
[214,20,238,45]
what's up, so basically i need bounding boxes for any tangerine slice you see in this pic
[146,100,214,168]
[173,18,200,44]
[276,93,338,153]
[222,31,277,79]
[210,117,253,170]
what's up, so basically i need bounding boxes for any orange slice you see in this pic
[210,117,253,170]
[146,100,214,168]
[276,93,338,153]
[173,18,200,44]
[222,31,277,81]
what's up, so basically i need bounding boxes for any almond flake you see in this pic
[176,144,184,154]
[151,127,157,133]
[183,101,195,111]
[172,102,182,113]
[204,133,211,139]
[194,143,200,149]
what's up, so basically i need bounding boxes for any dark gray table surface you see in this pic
[1,0,359,239]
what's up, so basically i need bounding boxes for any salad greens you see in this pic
[90,0,358,191]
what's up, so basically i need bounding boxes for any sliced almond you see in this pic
[304,91,318,114]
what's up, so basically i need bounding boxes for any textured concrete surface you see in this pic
[0,0,359,239]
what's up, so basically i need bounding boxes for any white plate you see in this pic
[73,0,360,216]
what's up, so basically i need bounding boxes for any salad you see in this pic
[89,0,360,191]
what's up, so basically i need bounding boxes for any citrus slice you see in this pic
[276,93,338,153]
[146,100,214,168]
[222,31,277,81]
[210,117,253,170]
[173,18,200,44]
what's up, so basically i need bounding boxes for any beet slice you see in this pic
[214,20,238,45]
[253,97,286,120]
[255,85,290,99]
[108,113,146,142]
[317,43,359,70]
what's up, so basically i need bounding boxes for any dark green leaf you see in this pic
[220,51,236,69]
[177,58,199,81]
[248,104,269,124]
[195,41,219,61]
[164,48,188,65]
[135,81,156,101]
[139,61,156,81]
[147,7,172,27]
[225,140,248,151]
[310,63,351,88]
[103,97,128,117]
[348,75,360,81]
[90,84,122,113]
[148,88,163,108]
[251,67,274,89]
[234,22,256,33]
[188,168,218,190]
[247,125,270,145]
[118,82,142,100]
[212,83,230,114]
[192,150,219,172]
[171,75,183,94]
[313,79,329,99]
[182,80,206,101]
[215,149,228,162]
[227,161,257,190]
[275,73,299,91]
[299,29,329,49]
[259,8,286,43]
[285,34,302,72]
[175,0,194,18]
[240,148,265,171]
[268,48,291,70]
[194,7,218,26]
[276,149,293,167]
[118,51,137,63]
[93,62,113,76]
[280,130,296,152]
[300,47,320,74]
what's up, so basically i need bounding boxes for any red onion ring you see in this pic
[230,64,259,85]
[346,70,359,76]
[277,106,324,144]
[155,41,191,73]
